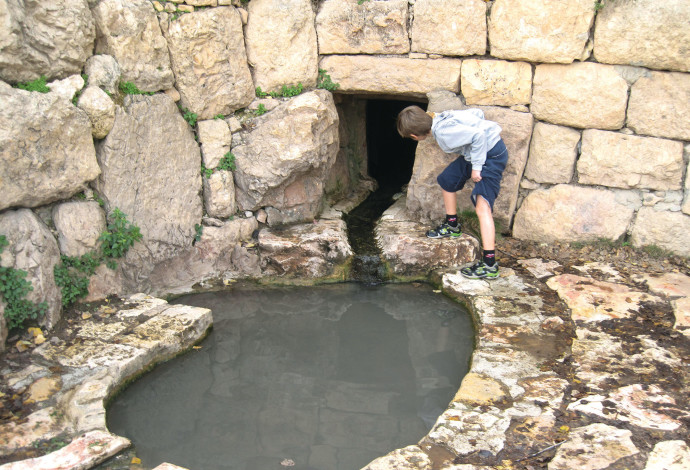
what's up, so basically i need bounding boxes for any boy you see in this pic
[396,106,508,280]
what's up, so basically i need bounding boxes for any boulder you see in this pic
[92,0,174,92]
[627,71,690,141]
[376,198,479,277]
[0,0,95,83]
[0,82,100,211]
[362,445,431,470]
[145,217,259,296]
[92,94,203,292]
[319,55,461,98]
[161,6,254,119]
[644,441,690,470]
[202,170,236,219]
[198,119,232,169]
[523,123,580,184]
[232,90,339,224]
[0,209,62,329]
[461,59,532,107]
[84,55,121,95]
[630,207,690,258]
[52,201,107,258]
[316,0,409,55]
[488,0,595,63]
[578,130,684,190]
[410,0,486,56]
[512,184,635,243]
[258,219,352,280]
[246,0,319,94]
[593,0,690,72]
[406,100,533,228]
[531,62,628,129]
[77,86,116,139]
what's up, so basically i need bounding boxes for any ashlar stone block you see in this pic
[531,62,628,130]
[461,59,532,106]
[513,184,634,243]
[246,0,319,94]
[489,0,595,63]
[316,0,409,55]
[319,55,461,98]
[578,130,684,190]
[631,207,690,258]
[593,0,690,73]
[523,123,580,185]
[628,71,690,141]
[411,0,486,56]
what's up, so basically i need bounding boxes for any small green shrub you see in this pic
[119,81,154,96]
[99,208,143,259]
[317,69,340,92]
[194,224,203,243]
[0,235,47,329]
[254,103,267,116]
[14,76,50,93]
[255,87,268,98]
[213,113,225,120]
[201,164,213,178]
[280,83,303,97]
[217,152,236,171]
[180,107,198,127]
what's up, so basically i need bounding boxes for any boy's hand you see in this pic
[471,170,482,182]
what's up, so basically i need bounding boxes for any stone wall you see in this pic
[0,0,689,345]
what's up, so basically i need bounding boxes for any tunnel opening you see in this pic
[342,98,425,283]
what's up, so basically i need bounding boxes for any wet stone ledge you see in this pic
[0,259,689,469]
[0,295,212,470]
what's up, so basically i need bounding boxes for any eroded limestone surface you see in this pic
[1,252,689,470]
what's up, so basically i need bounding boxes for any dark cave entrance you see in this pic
[366,98,422,193]
[343,98,425,282]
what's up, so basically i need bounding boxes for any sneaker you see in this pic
[426,222,461,239]
[461,261,499,279]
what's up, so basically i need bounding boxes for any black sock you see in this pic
[445,214,458,227]
[483,250,496,266]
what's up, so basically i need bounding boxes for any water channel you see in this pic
[106,283,473,470]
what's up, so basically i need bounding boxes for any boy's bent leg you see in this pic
[475,196,495,251]
[460,196,499,279]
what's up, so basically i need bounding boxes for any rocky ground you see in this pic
[0,236,688,470]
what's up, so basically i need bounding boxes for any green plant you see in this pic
[180,107,198,127]
[594,0,616,10]
[213,113,225,120]
[14,76,50,93]
[217,152,236,171]
[254,103,267,116]
[119,81,153,96]
[99,208,143,259]
[71,74,89,106]
[0,235,47,329]
[358,0,370,5]
[194,224,203,243]
[255,86,268,98]
[54,254,97,307]
[317,69,340,92]
[201,164,213,178]
[280,83,303,97]
[642,244,671,259]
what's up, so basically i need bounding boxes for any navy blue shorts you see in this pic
[436,139,508,211]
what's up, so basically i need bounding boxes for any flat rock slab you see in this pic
[0,295,211,469]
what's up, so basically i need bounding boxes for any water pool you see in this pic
[107,282,474,470]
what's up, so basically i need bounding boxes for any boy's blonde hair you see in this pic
[397,105,432,138]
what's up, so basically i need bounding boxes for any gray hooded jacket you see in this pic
[431,109,502,171]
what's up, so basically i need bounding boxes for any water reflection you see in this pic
[107,283,473,470]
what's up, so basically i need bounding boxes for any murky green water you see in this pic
[107,283,473,470]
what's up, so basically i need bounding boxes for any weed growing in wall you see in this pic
[317,69,340,92]
[53,208,143,307]
[0,235,48,329]
[119,81,154,96]
[71,74,89,106]
[179,106,198,127]
[194,224,203,244]
[256,87,268,98]
[254,104,267,116]
[14,76,50,93]
[201,152,237,179]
